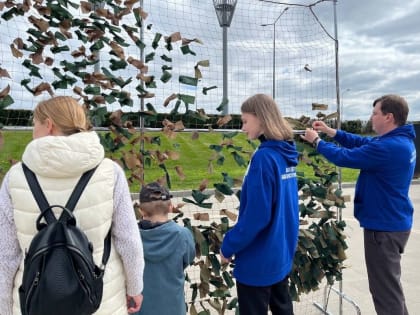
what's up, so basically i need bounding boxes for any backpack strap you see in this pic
[60,165,98,220]
[22,163,112,267]
[22,163,55,224]
[60,164,112,267]
[22,163,98,223]
[102,229,112,267]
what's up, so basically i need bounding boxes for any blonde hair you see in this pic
[140,200,171,217]
[34,96,91,135]
[241,94,293,140]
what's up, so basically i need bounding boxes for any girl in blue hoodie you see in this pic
[220,94,299,315]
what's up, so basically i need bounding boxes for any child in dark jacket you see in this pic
[134,182,195,315]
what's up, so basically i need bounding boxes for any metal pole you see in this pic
[334,1,341,133]
[222,26,228,115]
[333,0,340,205]
[332,1,344,314]
[140,0,144,128]
[92,2,104,74]
[139,0,145,181]
[213,0,237,115]
[273,23,276,99]
[261,7,288,100]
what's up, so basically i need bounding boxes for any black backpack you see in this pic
[19,163,111,315]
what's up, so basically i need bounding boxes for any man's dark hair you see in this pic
[373,94,409,126]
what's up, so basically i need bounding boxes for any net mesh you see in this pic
[0,0,337,126]
[0,1,348,313]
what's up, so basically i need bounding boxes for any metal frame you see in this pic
[313,285,361,315]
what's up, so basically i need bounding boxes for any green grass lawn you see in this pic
[0,130,33,174]
[0,129,359,191]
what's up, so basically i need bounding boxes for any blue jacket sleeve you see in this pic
[221,154,273,258]
[334,130,372,148]
[317,137,390,170]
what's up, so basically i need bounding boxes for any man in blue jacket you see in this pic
[301,94,416,315]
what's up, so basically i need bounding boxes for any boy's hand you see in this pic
[127,294,143,313]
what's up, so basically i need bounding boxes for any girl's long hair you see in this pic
[241,94,293,140]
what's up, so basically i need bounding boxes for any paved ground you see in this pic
[318,181,420,315]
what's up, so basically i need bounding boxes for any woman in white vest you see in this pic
[0,96,145,315]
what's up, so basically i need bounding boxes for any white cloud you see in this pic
[336,0,420,121]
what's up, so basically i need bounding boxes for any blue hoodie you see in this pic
[317,124,416,231]
[136,220,195,315]
[221,138,299,286]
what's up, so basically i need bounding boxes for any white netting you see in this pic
[0,2,344,312]
[0,0,337,124]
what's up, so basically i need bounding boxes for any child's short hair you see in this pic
[139,182,173,216]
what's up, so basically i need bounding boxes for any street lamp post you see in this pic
[213,0,238,115]
[261,7,289,100]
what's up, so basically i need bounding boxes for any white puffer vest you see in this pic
[8,132,128,315]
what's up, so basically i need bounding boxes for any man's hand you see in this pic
[312,121,336,137]
[300,128,319,144]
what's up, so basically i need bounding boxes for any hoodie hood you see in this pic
[22,131,104,177]
[260,139,299,167]
[383,123,416,140]
[140,220,185,262]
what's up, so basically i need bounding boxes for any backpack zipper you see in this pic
[24,271,40,315]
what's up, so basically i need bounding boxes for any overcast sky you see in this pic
[331,0,420,121]
[2,0,419,122]
[162,0,420,122]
